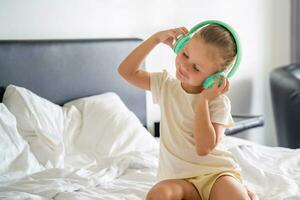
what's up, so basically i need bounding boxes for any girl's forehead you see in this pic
[187,38,217,56]
[186,38,223,68]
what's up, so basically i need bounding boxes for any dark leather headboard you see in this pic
[0,38,146,126]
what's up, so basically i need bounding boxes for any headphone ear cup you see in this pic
[202,73,223,89]
[173,35,190,54]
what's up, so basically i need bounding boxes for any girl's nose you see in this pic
[178,55,190,71]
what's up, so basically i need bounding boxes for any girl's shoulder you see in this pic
[209,94,232,108]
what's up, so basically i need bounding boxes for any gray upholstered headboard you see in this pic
[0,38,146,126]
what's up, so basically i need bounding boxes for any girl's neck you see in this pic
[180,82,203,94]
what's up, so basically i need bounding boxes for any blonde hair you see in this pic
[193,24,237,70]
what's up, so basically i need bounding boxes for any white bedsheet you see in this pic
[0,151,158,200]
[1,137,300,200]
[223,137,300,200]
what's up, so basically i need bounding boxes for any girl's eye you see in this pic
[183,52,189,58]
[193,65,200,72]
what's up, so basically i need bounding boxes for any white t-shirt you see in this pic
[150,70,241,180]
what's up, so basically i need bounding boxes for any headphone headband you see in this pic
[173,20,241,79]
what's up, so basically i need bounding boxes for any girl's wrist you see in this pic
[149,33,161,45]
[199,94,209,102]
[195,94,209,109]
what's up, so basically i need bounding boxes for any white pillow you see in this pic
[3,85,65,168]
[3,85,158,170]
[0,103,43,179]
[63,92,158,168]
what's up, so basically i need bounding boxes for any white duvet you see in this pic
[0,85,300,200]
[223,137,300,200]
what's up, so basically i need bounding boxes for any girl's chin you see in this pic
[177,77,203,89]
[176,73,191,84]
[176,75,186,83]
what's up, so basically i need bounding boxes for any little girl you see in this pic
[118,22,256,200]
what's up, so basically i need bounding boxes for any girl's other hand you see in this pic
[153,27,188,48]
[199,76,230,102]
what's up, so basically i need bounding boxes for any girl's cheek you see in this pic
[177,55,187,66]
[175,55,183,67]
[175,55,181,63]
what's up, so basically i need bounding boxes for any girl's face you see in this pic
[175,37,223,93]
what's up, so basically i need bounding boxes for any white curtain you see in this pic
[291,0,300,63]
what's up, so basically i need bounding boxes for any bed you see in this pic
[0,39,299,200]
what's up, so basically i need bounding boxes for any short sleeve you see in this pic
[209,95,234,128]
[150,70,169,104]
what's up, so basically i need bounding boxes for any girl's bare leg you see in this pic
[209,175,251,200]
[146,179,202,200]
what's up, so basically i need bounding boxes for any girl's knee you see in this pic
[210,175,250,200]
[146,180,183,200]
[145,187,173,200]
[229,192,251,200]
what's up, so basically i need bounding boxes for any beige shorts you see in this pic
[185,171,243,200]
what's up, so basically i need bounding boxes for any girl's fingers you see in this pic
[172,29,181,38]
[173,27,187,38]
[224,79,230,92]
[169,42,174,48]
[181,27,189,35]
[162,27,189,48]
[212,77,219,90]
[220,76,226,90]
[166,39,174,48]
[169,39,174,48]
[214,76,225,95]
[178,27,187,36]
[220,77,229,94]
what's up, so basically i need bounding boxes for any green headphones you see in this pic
[173,20,241,89]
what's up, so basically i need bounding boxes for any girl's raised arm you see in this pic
[118,27,187,91]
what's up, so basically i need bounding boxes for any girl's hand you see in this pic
[153,27,188,48]
[199,76,230,102]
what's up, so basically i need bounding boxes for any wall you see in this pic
[0,0,291,146]
[291,0,300,63]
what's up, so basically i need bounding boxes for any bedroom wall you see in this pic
[0,0,290,146]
